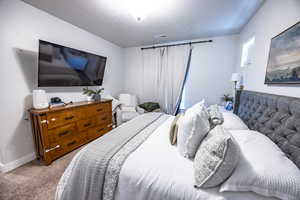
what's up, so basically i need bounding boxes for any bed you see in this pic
[56,90,300,200]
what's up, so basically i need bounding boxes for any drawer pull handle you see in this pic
[59,130,69,137]
[65,116,74,120]
[45,145,60,153]
[84,123,91,127]
[101,117,107,121]
[98,128,104,132]
[67,141,76,146]
[97,108,103,112]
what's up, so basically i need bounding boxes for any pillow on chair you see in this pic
[139,102,160,112]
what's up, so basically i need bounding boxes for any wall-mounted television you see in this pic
[38,40,107,87]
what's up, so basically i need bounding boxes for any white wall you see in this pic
[235,0,300,97]
[0,0,124,166]
[183,35,238,107]
[123,35,238,107]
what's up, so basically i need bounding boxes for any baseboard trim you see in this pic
[0,152,36,173]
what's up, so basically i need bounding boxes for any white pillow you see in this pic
[177,101,210,158]
[221,112,248,130]
[220,130,300,200]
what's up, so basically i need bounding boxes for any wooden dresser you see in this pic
[29,99,112,165]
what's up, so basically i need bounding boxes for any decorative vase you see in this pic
[92,94,101,101]
[86,96,93,102]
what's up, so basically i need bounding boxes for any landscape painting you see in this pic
[265,21,300,84]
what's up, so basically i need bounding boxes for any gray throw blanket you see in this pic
[56,113,169,200]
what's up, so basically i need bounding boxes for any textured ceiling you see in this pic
[22,0,265,47]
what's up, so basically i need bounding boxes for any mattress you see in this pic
[114,116,279,200]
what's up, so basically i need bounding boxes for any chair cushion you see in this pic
[121,112,140,122]
[121,105,136,112]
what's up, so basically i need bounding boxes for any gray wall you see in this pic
[183,35,238,107]
[235,0,300,97]
[0,0,124,165]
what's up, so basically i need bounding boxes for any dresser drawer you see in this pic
[46,136,85,160]
[46,143,66,161]
[95,112,112,126]
[47,110,77,129]
[77,117,95,131]
[30,100,113,165]
[73,106,90,119]
[77,130,88,142]
[89,103,111,116]
[87,125,112,141]
[64,137,82,152]
[47,123,76,144]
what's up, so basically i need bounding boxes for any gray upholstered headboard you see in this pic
[234,90,300,169]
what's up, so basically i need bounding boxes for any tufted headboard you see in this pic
[235,90,300,169]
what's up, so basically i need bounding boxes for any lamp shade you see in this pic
[231,73,240,82]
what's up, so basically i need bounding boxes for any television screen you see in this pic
[38,40,107,87]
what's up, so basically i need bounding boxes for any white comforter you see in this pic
[115,116,278,200]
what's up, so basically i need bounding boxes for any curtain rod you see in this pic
[141,40,213,50]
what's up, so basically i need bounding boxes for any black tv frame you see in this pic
[38,40,107,87]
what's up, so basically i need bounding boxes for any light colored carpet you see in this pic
[0,148,80,200]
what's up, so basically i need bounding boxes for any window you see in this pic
[241,36,255,67]
[179,86,186,110]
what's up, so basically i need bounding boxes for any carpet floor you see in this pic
[0,148,80,200]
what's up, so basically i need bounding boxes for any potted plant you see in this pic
[221,94,233,102]
[83,88,104,101]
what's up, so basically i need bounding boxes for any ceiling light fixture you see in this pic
[124,0,173,21]
[102,0,175,22]
[126,0,152,21]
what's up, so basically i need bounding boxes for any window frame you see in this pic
[240,36,255,68]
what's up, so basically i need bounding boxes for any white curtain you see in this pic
[142,45,191,115]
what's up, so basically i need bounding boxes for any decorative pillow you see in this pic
[169,113,184,145]
[177,101,210,158]
[208,104,224,127]
[139,102,160,112]
[194,125,240,188]
[221,112,248,130]
[220,130,300,200]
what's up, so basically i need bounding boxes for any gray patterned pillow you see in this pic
[194,125,240,188]
[208,104,224,127]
